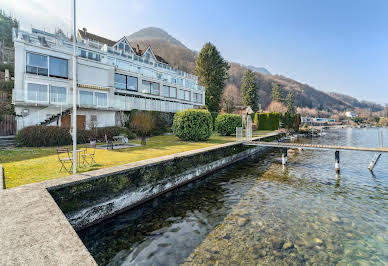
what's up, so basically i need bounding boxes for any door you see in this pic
[61,115,86,130]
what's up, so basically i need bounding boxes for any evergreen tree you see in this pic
[196,42,229,113]
[271,83,283,102]
[240,69,258,112]
[286,92,296,116]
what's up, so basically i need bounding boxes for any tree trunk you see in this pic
[141,136,147,145]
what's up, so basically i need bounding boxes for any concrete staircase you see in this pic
[40,107,71,126]
[0,135,15,149]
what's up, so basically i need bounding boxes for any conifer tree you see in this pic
[272,83,283,102]
[286,92,296,116]
[196,42,229,113]
[240,69,258,112]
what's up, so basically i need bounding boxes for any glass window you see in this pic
[141,80,151,94]
[115,74,126,90]
[170,87,177,98]
[80,49,87,58]
[197,93,202,103]
[95,92,107,107]
[151,83,160,95]
[27,83,48,102]
[50,86,66,104]
[178,89,184,100]
[127,76,138,91]
[184,91,191,101]
[26,52,48,76]
[49,57,68,78]
[79,90,93,105]
[161,85,169,97]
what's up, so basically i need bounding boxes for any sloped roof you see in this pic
[128,40,169,64]
[78,28,116,46]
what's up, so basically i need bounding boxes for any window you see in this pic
[27,83,48,102]
[26,52,48,76]
[127,76,138,91]
[170,87,177,98]
[79,90,93,105]
[95,92,107,107]
[151,83,160,95]
[184,91,191,101]
[115,74,126,90]
[161,85,169,97]
[141,80,151,94]
[50,86,66,104]
[178,89,184,100]
[49,57,68,78]
[115,74,138,91]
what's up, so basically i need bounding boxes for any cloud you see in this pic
[0,0,72,34]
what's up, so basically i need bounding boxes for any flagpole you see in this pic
[72,0,77,174]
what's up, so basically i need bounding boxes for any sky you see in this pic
[2,0,388,105]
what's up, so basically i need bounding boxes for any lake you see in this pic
[79,128,388,265]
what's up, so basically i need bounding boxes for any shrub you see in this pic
[173,109,213,141]
[16,126,72,147]
[130,111,155,145]
[215,113,242,136]
[254,112,280,130]
[126,110,174,136]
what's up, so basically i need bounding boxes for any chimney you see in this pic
[83,27,87,33]
[137,44,140,54]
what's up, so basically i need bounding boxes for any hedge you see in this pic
[210,112,218,131]
[16,125,134,147]
[254,112,280,130]
[215,114,242,136]
[172,109,213,141]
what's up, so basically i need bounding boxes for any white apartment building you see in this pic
[12,27,205,130]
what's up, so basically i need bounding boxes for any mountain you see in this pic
[128,27,382,112]
[126,27,187,48]
[246,65,271,75]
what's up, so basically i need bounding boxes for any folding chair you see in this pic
[56,148,73,173]
[82,143,96,165]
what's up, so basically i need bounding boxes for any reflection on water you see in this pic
[79,128,388,265]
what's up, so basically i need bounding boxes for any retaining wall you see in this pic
[49,133,283,230]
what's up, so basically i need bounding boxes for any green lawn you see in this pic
[1,131,272,188]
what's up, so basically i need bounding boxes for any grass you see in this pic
[1,131,272,188]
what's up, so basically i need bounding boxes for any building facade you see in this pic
[12,27,205,130]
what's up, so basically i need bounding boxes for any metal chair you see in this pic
[56,148,73,173]
[82,143,96,165]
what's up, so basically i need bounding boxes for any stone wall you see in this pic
[49,133,283,230]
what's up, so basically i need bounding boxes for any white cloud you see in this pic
[1,0,72,34]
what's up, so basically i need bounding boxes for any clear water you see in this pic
[79,128,388,265]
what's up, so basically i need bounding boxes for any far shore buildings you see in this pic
[12,27,205,130]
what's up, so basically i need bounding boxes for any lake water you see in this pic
[79,128,388,265]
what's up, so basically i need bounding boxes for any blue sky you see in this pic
[3,0,388,104]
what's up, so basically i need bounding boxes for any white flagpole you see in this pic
[72,0,77,174]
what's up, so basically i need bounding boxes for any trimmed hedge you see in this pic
[215,113,242,136]
[254,112,280,130]
[16,126,73,147]
[210,112,218,131]
[173,109,213,141]
[16,125,134,147]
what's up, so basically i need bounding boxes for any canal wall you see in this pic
[49,133,283,230]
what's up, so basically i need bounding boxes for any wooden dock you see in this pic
[245,141,388,153]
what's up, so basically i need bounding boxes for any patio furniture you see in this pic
[105,134,113,150]
[56,148,73,173]
[82,143,97,165]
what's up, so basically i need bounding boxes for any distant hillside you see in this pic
[246,65,271,75]
[126,27,186,48]
[329,92,383,112]
[128,27,382,112]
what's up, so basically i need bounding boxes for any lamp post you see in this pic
[72,0,77,174]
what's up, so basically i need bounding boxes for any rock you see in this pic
[282,242,294,250]
[271,237,284,250]
[314,238,323,244]
[331,216,340,223]
[236,217,248,227]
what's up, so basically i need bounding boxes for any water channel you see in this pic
[79,128,388,265]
